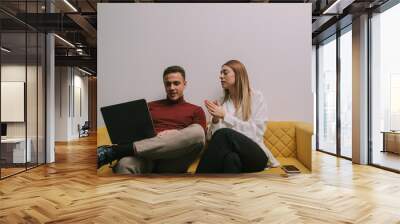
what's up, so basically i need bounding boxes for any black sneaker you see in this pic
[97,145,116,169]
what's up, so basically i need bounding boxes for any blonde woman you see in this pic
[196,60,279,173]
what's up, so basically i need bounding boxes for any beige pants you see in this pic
[113,124,205,174]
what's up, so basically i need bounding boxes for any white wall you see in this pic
[98,3,313,127]
[55,67,89,141]
[72,73,89,138]
[55,67,69,141]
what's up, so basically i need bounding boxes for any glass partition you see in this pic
[0,1,46,179]
[0,31,28,177]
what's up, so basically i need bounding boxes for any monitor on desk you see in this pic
[1,123,7,139]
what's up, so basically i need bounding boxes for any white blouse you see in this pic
[208,89,280,168]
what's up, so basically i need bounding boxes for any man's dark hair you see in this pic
[163,65,186,80]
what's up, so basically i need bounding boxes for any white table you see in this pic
[1,138,32,163]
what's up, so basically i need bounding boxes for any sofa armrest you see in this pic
[295,123,313,171]
[97,127,112,147]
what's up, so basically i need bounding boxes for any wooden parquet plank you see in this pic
[1,134,400,223]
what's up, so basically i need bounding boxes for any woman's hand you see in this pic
[204,100,225,121]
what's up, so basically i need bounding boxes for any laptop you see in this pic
[100,99,156,145]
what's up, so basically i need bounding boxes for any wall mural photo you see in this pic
[97,3,313,175]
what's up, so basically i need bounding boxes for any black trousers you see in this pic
[196,128,268,173]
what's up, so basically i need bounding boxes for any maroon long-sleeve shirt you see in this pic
[148,97,207,134]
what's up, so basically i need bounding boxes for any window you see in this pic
[317,26,353,159]
[318,36,337,154]
[340,28,352,158]
[370,2,400,171]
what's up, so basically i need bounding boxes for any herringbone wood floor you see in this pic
[1,134,400,224]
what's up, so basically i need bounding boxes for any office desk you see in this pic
[1,138,32,164]
[382,131,400,154]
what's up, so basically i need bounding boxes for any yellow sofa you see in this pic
[97,121,313,175]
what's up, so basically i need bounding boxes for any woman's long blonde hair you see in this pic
[222,60,252,121]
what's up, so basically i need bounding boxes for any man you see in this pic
[97,65,206,174]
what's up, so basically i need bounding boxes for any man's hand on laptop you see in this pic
[157,129,179,137]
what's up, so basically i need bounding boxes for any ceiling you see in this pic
[0,0,393,75]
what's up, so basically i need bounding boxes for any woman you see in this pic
[196,60,279,173]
